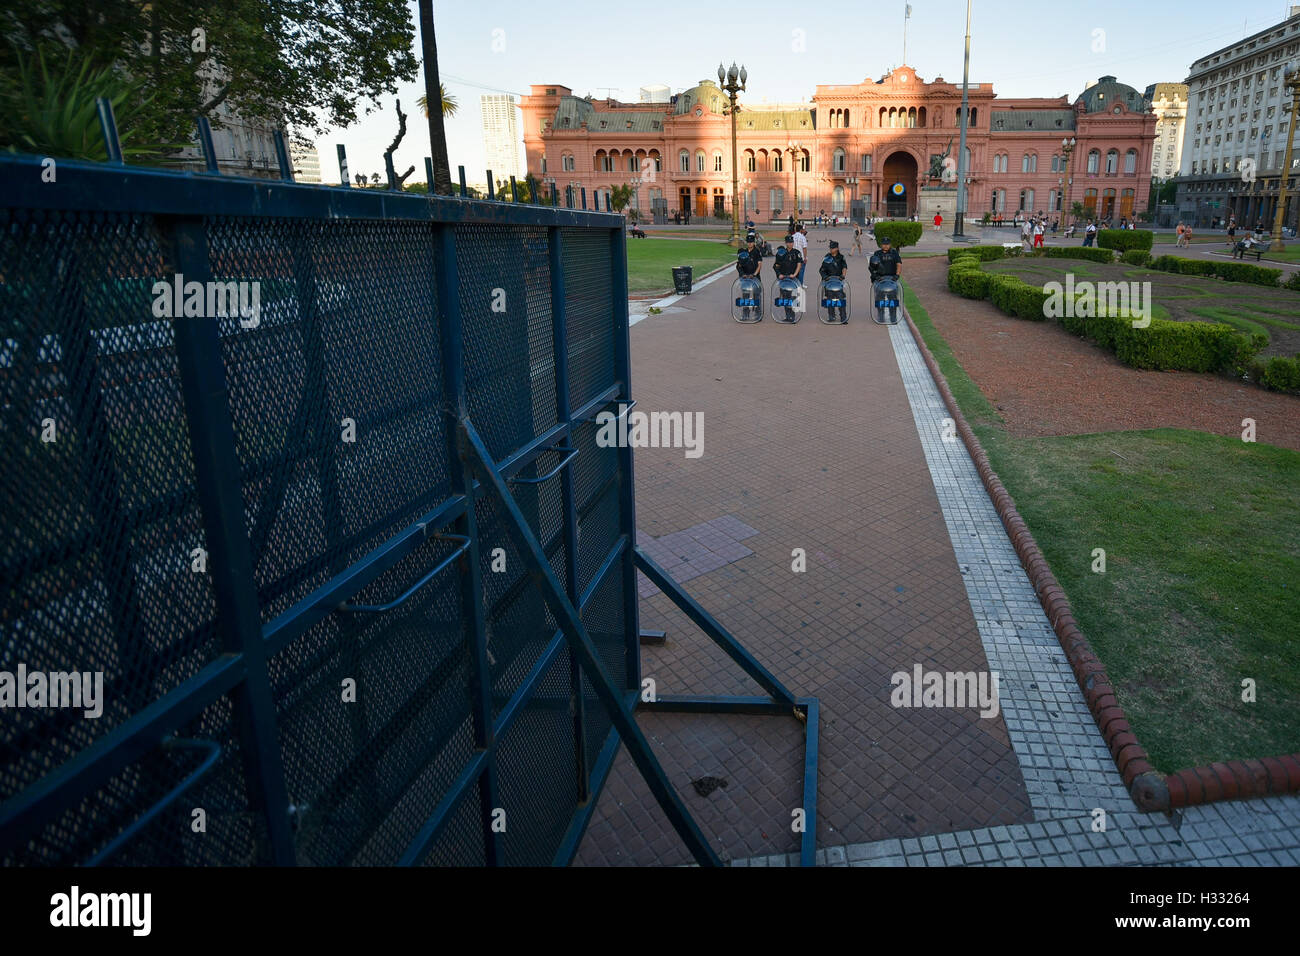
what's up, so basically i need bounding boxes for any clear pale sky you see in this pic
[318,0,1297,185]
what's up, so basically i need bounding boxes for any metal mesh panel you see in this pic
[475,493,559,719]
[457,224,555,462]
[580,568,627,775]
[2,162,635,867]
[3,693,268,866]
[207,217,450,623]
[570,419,622,594]
[496,645,579,866]
[0,208,219,806]
[418,777,489,866]
[267,532,474,866]
[561,228,616,411]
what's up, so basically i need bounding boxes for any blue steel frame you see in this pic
[0,132,818,866]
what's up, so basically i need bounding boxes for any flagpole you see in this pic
[903,3,910,65]
[953,0,972,240]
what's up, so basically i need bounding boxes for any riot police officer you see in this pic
[819,240,849,323]
[775,234,802,279]
[868,235,903,282]
[819,240,847,280]
[737,236,762,278]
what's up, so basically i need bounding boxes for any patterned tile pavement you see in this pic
[575,268,1300,866]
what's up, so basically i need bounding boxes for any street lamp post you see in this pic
[953,0,972,238]
[1269,61,1300,252]
[1060,137,1077,232]
[719,61,748,247]
[787,140,803,221]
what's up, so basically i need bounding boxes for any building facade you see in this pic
[1144,83,1189,179]
[1175,7,1300,229]
[481,94,524,182]
[290,141,322,183]
[519,67,1156,223]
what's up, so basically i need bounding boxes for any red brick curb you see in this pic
[899,297,1300,813]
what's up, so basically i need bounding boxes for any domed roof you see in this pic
[672,80,725,115]
[1076,76,1144,113]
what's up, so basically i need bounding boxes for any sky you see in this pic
[317,0,1299,186]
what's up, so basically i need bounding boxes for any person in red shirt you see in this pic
[933,212,943,231]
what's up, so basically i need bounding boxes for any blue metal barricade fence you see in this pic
[0,127,817,866]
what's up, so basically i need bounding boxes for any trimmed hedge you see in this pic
[945,257,1267,374]
[1058,312,1265,372]
[1120,250,1153,267]
[1260,355,1300,393]
[1149,254,1283,288]
[1097,229,1154,252]
[987,274,1051,321]
[1040,246,1115,263]
[872,220,923,248]
[946,244,1007,262]
[1285,271,1300,292]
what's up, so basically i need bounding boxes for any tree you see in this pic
[495,178,532,202]
[1,1,420,148]
[415,85,458,118]
[609,183,635,212]
[354,173,366,187]
[417,0,453,195]
[371,172,380,184]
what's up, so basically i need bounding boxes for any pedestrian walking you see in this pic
[1033,219,1045,248]
[852,223,864,256]
[1083,219,1097,246]
[933,212,943,232]
[793,226,809,285]
[1021,216,1033,250]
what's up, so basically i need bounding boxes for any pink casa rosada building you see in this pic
[520,67,1157,224]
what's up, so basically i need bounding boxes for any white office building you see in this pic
[1143,83,1188,180]
[481,94,524,182]
[1175,7,1300,228]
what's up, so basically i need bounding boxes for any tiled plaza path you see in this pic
[575,250,1300,867]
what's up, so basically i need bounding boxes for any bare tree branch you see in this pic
[386,98,408,157]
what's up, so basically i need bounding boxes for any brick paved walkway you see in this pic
[575,246,1300,867]
[575,263,1031,866]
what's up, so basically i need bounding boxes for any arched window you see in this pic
[745,149,756,172]
[1051,154,1060,172]
[990,188,1005,212]
[1083,187,1098,212]
[679,149,690,173]
[879,107,887,127]
[629,153,639,172]
[832,147,846,172]
[832,185,846,212]
[1120,188,1135,217]
[908,107,917,128]
[844,109,851,127]
[919,107,927,128]
[1124,149,1138,174]
[695,149,706,172]
[860,153,872,173]
[769,186,785,214]
[714,150,724,172]
[1019,188,1035,211]
[964,146,971,174]
[650,150,662,171]
[799,187,810,213]
[800,149,810,172]
[562,154,574,172]
[1087,150,1100,174]
[774,152,783,172]
[1105,149,1118,174]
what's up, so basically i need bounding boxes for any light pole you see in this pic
[1269,61,1300,251]
[719,61,748,247]
[787,140,803,221]
[953,0,972,238]
[1060,137,1077,232]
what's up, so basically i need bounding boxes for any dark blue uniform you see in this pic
[869,247,902,280]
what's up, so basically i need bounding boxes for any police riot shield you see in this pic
[732,275,764,323]
[772,276,803,324]
[817,277,851,325]
[872,276,901,325]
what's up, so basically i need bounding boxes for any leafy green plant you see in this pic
[0,43,182,161]
[1121,250,1153,267]
[873,220,923,248]
[946,245,1006,262]
[1097,229,1154,252]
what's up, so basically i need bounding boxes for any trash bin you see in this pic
[672,265,693,294]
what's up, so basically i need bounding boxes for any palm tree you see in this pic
[416,84,458,118]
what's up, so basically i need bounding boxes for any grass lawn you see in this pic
[1262,245,1300,263]
[626,237,735,293]
[904,284,1300,772]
